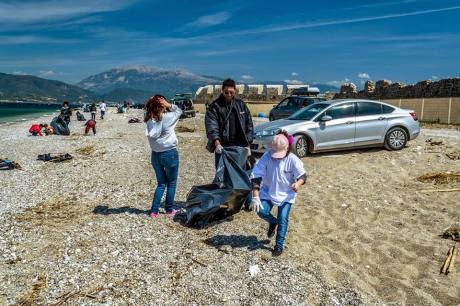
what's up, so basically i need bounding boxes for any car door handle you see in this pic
[345,121,354,124]
[378,116,386,120]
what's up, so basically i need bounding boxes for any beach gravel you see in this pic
[0,109,459,305]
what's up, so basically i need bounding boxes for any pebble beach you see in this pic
[0,108,459,305]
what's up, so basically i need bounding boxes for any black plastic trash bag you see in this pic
[183,146,251,228]
[50,115,70,135]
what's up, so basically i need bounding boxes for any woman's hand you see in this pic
[159,97,172,109]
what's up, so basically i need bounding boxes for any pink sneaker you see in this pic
[165,209,177,217]
[149,212,159,218]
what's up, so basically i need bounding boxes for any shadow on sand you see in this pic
[93,201,187,216]
[204,234,271,252]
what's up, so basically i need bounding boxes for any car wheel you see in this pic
[293,135,308,157]
[384,127,408,150]
[269,114,274,121]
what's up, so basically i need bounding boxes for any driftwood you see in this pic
[446,246,458,274]
[421,188,460,193]
[441,246,453,274]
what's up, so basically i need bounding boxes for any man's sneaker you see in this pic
[165,209,177,217]
[272,247,283,257]
[149,212,159,218]
[267,223,277,238]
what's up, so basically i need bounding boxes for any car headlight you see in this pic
[255,129,279,137]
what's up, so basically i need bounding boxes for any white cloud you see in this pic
[0,0,136,25]
[430,75,439,80]
[326,78,351,86]
[186,11,231,29]
[241,75,254,80]
[284,79,304,85]
[0,35,80,45]
[13,71,27,75]
[38,70,59,77]
[291,72,299,76]
[358,72,370,79]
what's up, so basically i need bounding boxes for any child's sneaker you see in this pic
[149,212,159,218]
[165,209,177,217]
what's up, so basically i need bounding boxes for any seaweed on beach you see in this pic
[13,275,47,306]
[416,172,460,185]
[76,145,96,156]
[176,126,196,133]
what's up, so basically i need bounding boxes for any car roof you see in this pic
[322,99,394,105]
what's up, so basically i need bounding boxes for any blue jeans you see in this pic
[150,149,179,214]
[257,200,292,249]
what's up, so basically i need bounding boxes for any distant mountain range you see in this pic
[77,65,221,99]
[0,72,95,103]
[0,66,340,104]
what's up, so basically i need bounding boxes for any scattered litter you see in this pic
[0,159,22,170]
[426,138,443,146]
[249,264,261,277]
[128,118,141,124]
[416,172,460,185]
[442,225,460,242]
[37,153,73,162]
[446,151,460,160]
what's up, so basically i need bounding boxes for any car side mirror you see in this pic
[320,115,332,122]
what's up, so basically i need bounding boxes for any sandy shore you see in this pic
[0,109,459,305]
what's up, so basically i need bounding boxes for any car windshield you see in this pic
[287,103,330,120]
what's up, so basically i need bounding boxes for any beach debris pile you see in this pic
[425,138,443,146]
[446,151,460,160]
[417,172,460,185]
[442,225,460,242]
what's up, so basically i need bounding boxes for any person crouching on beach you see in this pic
[29,123,44,136]
[250,130,306,257]
[84,119,96,135]
[145,95,182,218]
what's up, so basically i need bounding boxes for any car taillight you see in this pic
[409,112,418,121]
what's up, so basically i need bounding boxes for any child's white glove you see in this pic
[250,196,262,213]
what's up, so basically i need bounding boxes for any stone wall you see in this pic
[335,77,460,99]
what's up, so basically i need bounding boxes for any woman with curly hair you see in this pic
[145,95,182,218]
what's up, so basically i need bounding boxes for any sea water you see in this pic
[0,104,59,125]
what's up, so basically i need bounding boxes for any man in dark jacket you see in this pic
[205,78,253,167]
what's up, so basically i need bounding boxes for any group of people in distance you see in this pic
[144,79,306,257]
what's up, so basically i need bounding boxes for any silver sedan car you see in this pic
[251,99,420,157]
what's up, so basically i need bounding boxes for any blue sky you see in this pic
[1,0,459,88]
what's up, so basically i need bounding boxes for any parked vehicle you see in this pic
[252,99,420,157]
[269,96,326,121]
[171,93,196,118]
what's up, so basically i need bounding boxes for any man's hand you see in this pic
[250,197,262,213]
[214,140,223,154]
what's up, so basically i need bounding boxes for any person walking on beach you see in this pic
[205,78,254,168]
[249,130,306,256]
[99,100,107,120]
[145,95,182,218]
[90,103,97,121]
[60,101,72,125]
